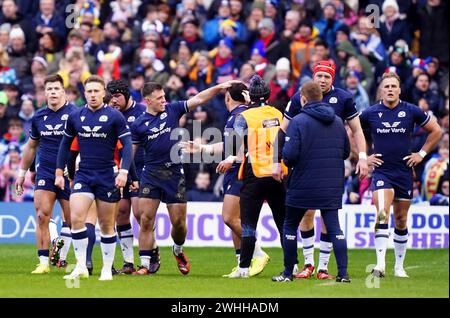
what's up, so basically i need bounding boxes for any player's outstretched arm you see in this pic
[15,138,39,196]
[186,80,242,111]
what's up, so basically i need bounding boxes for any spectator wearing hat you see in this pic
[343,70,370,112]
[4,84,20,117]
[135,47,169,85]
[268,57,297,113]
[32,0,66,41]
[249,40,276,83]
[7,27,32,82]
[203,0,247,48]
[219,18,249,62]
[314,2,344,50]
[0,91,10,136]
[351,16,387,64]
[169,40,195,72]
[426,57,446,97]
[213,37,238,84]
[290,20,319,78]
[0,142,34,202]
[374,42,411,87]
[254,17,287,65]
[379,0,412,49]
[0,0,37,52]
[170,17,206,57]
[345,56,373,97]
[335,23,351,45]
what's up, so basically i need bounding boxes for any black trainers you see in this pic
[336,276,351,283]
[117,262,136,274]
[86,261,93,276]
[149,247,161,274]
[272,272,293,282]
[111,266,120,275]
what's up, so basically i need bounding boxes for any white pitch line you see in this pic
[404,266,421,270]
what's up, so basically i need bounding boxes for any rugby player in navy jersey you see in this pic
[273,61,369,280]
[180,82,270,277]
[131,80,238,275]
[360,72,442,278]
[55,75,133,281]
[107,79,146,275]
[15,74,76,274]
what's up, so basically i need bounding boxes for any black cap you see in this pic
[249,75,270,103]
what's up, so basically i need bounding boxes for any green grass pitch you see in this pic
[0,245,447,298]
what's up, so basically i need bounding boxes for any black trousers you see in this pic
[239,165,286,268]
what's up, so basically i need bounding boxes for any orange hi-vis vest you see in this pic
[238,105,288,180]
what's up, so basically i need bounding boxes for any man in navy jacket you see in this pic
[272,81,351,282]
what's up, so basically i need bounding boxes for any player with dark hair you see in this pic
[272,81,351,283]
[226,75,287,278]
[273,60,369,280]
[15,74,76,274]
[55,75,133,281]
[131,80,238,275]
[106,79,145,275]
[361,72,442,278]
[180,82,270,277]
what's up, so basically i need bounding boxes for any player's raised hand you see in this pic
[115,170,128,188]
[367,154,383,168]
[271,163,284,183]
[179,141,202,154]
[356,158,369,180]
[403,153,424,168]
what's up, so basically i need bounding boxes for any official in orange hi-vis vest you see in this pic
[226,75,288,278]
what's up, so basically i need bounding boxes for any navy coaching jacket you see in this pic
[283,101,350,210]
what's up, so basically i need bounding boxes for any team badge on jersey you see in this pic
[398,111,406,118]
[61,114,69,121]
[128,116,135,122]
[74,183,82,190]
[376,180,384,187]
[329,97,338,104]
[99,115,108,122]
[160,112,167,119]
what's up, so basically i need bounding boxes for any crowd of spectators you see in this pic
[0,0,448,205]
